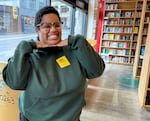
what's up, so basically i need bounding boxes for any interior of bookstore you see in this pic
[0,0,150,121]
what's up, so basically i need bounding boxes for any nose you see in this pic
[47,28,58,36]
[49,26,57,32]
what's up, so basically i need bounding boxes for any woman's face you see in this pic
[36,13,62,46]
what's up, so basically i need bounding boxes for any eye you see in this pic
[42,23,51,28]
[54,22,61,28]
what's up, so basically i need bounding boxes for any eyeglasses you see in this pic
[36,22,63,30]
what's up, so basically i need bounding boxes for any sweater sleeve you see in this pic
[68,35,105,79]
[2,40,36,90]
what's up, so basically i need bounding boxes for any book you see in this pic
[134,27,139,33]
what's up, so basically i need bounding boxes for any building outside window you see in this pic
[0,0,48,62]
[0,0,88,62]
[0,4,18,34]
[51,0,73,39]
[0,0,47,34]
[51,0,88,39]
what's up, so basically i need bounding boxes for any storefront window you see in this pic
[74,8,87,35]
[51,0,87,38]
[51,0,73,39]
[0,0,88,62]
[0,0,48,62]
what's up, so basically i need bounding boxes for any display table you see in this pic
[0,62,20,121]
[88,39,96,51]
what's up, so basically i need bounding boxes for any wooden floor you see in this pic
[81,64,150,121]
[1,63,150,121]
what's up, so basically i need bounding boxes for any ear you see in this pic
[35,28,40,41]
[35,27,39,34]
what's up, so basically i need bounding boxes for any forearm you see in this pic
[68,35,105,79]
[2,40,36,90]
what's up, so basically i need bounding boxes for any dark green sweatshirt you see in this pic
[3,35,105,121]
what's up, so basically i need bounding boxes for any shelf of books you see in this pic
[133,0,150,79]
[100,0,142,65]
[138,22,150,109]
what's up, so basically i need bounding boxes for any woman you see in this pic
[2,6,105,121]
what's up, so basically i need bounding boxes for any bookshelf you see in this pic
[133,0,150,79]
[100,0,142,65]
[138,22,150,109]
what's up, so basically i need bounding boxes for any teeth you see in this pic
[48,35,58,40]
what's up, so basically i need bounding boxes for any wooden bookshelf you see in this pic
[133,0,150,79]
[138,22,150,109]
[100,0,142,65]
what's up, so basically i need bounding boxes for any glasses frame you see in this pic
[36,22,63,30]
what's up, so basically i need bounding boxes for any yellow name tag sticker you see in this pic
[56,56,71,68]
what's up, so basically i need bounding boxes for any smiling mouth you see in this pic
[48,35,59,40]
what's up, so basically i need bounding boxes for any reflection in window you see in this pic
[74,8,84,34]
[0,5,18,34]
[0,0,47,34]
[30,0,36,9]
[0,0,48,62]
[51,0,87,38]
[74,8,87,35]
[51,0,73,39]
[0,0,88,62]
[20,1,28,8]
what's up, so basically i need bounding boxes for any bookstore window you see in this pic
[51,0,73,39]
[51,0,88,39]
[30,0,36,9]
[74,8,87,35]
[0,0,49,62]
[0,0,88,62]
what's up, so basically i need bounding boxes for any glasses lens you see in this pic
[53,22,61,28]
[41,23,51,29]
[40,22,61,29]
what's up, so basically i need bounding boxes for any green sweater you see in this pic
[3,35,105,121]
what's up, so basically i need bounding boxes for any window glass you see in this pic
[74,8,84,35]
[0,0,47,62]
[51,0,73,39]
[0,0,88,62]
[51,0,87,38]
[75,8,87,36]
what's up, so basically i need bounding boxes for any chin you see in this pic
[48,39,60,45]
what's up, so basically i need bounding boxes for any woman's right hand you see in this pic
[36,39,68,48]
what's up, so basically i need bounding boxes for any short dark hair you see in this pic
[34,6,61,27]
